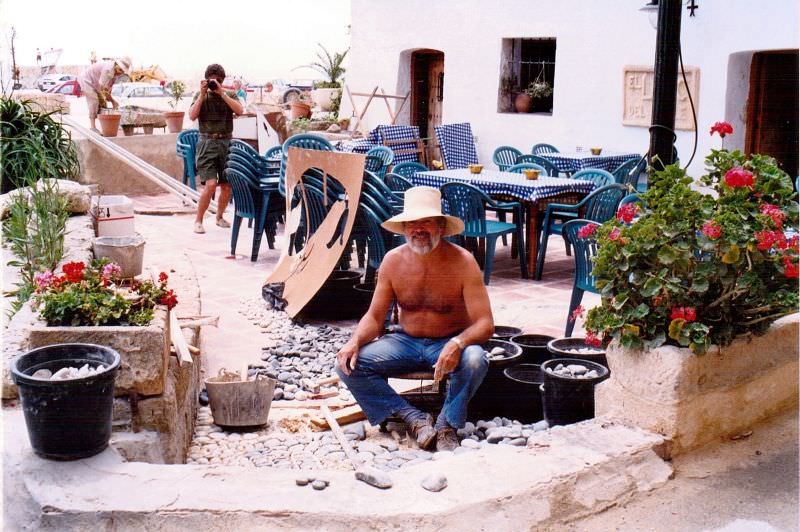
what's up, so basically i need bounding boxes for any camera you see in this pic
[207,79,218,90]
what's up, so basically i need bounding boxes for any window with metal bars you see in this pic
[497,37,556,114]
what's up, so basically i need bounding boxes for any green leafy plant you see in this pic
[1,97,80,194]
[33,260,178,326]
[298,44,348,86]
[585,130,798,354]
[289,117,312,132]
[525,80,553,99]
[166,80,186,110]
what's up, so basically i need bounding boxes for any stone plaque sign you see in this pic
[623,65,700,130]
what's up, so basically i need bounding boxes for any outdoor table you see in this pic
[412,169,595,278]
[540,151,640,174]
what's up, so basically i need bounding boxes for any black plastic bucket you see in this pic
[511,334,556,365]
[547,337,607,367]
[11,343,121,460]
[540,358,608,427]
[501,363,545,422]
[299,270,363,319]
[492,325,523,341]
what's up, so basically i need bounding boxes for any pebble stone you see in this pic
[355,466,393,489]
[421,473,448,492]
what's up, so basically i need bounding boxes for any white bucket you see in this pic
[92,234,145,278]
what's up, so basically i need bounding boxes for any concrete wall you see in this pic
[73,133,183,195]
[344,0,798,176]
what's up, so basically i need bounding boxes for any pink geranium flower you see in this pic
[759,204,786,229]
[608,227,623,242]
[616,203,639,223]
[577,224,598,239]
[724,167,754,188]
[585,330,602,347]
[709,121,733,138]
[701,220,722,240]
[755,230,787,251]
[571,305,585,322]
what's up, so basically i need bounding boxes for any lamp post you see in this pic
[647,0,683,170]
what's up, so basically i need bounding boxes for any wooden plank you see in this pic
[321,404,360,468]
[270,399,356,409]
[310,404,365,429]
[169,309,193,367]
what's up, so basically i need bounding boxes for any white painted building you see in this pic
[342,0,799,177]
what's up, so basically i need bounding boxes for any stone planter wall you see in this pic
[595,314,799,456]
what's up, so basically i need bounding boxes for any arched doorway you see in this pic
[745,50,799,177]
[410,49,445,140]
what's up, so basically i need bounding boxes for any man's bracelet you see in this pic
[449,336,465,350]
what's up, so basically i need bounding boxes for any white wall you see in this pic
[345,0,798,177]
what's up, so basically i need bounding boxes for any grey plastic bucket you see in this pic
[93,234,145,278]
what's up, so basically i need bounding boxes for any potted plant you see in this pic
[582,122,799,453]
[298,44,348,112]
[289,91,313,119]
[163,80,186,133]
[524,76,554,113]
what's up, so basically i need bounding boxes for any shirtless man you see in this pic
[336,186,493,451]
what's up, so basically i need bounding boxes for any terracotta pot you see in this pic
[163,111,185,133]
[121,125,135,137]
[514,93,533,113]
[97,113,122,137]
[143,125,154,135]
[289,102,312,120]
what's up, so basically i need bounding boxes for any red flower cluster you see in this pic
[160,80,166,87]
[701,220,722,240]
[759,204,786,229]
[159,272,169,283]
[670,306,697,322]
[783,256,799,279]
[159,289,178,310]
[62,262,86,283]
[577,224,598,239]
[571,305,585,322]
[608,227,623,242]
[724,167,754,188]
[585,330,602,348]
[616,203,639,223]
[755,230,787,251]
[709,121,733,138]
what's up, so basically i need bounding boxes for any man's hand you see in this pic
[433,340,462,382]
[336,341,359,376]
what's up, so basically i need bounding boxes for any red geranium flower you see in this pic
[755,230,787,251]
[62,261,86,283]
[759,204,786,229]
[701,220,722,240]
[724,167,754,188]
[670,306,697,322]
[159,272,169,283]
[585,330,602,347]
[571,305,585,322]
[608,227,622,242]
[783,256,799,279]
[577,224,598,239]
[160,80,166,87]
[616,203,639,223]
[159,289,178,310]
[710,121,733,138]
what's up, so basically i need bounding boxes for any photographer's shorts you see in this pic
[195,138,230,184]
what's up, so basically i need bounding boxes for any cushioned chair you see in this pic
[535,183,628,280]
[492,146,523,172]
[563,220,602,337]
[531,143,559,155]
[390,161,428,180]
[176,129,199,190]
[516,154,560,177]
[434,123,479,169]
[365,146,395,179]
[440,182,527,284]
[280,134,335,197]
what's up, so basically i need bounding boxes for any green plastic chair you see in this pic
[492,146,523,172]
[571,168,614,188]
[516,154,560,176]
[365,146,394,179]
[280,134,335,197]
[390,161,427,180]
[507,162,546,174]
[562,219,602,337]
[440,182,527,284]
[176,129,199,190]
[612,157,646,189]
[531,143,559,155]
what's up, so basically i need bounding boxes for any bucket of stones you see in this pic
[492,325,523,341]
[92,234,145,279]
[11,343,121,460]
[205,369,277,429]
[547,337,607,367]
[511,333,556,365]
[540,358,609,427]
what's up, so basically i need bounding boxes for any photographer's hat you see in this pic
[381,186,464,237]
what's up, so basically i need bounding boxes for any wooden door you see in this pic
[411,50,445,140]
[745,50,799,178]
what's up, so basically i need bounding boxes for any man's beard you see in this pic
[408,231,441,255]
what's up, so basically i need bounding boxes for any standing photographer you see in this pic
[189,63,244,234]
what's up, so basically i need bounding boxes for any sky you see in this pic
[0,0,351,83]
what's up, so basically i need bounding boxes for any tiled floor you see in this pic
[132,193,599,376]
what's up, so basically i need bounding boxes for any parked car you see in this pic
[46,80,82,97]
[111,82,189,112]
[37,73,76,91]
[270,78,322,103]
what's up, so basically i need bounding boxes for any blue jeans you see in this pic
[336,332,489,428]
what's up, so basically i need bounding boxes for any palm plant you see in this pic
[299,44,348,87]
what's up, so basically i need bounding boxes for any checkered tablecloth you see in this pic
[412,169,595,203]
[541,152,640,173]
[335,125,421,163]
[434,123,479,169]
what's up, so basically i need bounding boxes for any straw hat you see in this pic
[114,56,132,75]
[381,186,464,237]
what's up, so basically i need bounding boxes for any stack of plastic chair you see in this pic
[440,181,527,285]
[535,183,627,280]
[176,129,199,190]
[390,161,428,180]
[225,166,275,261]
[562,220,601,336]
[492,146,523,172]
[365,146,394,179]
[280,134,335,197]
[384,173,414,193]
